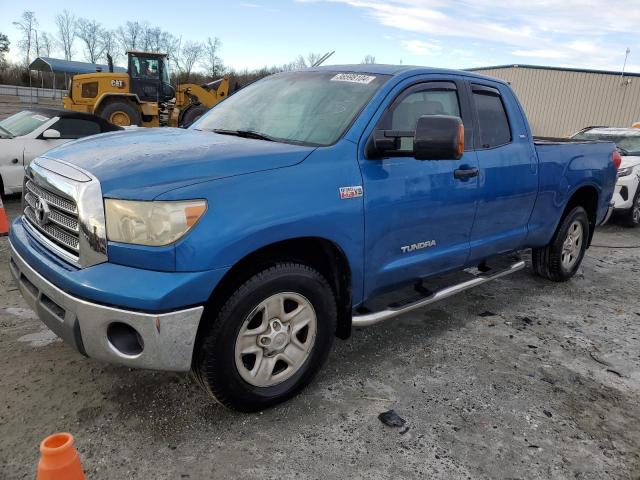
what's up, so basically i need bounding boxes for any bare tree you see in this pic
[177,41,203,81]
[13,11,38,66]
[204,37,224,78]
[0,33,9,68]
[39,32,53,57]
[100,29,121,65]
[55,10,77,60]
[164,34,181,73]
[118,21,144,51]
[77,18,105,63]
[361,54,376,64]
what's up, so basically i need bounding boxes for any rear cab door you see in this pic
[465,79,539,263]
[358,75,480,298]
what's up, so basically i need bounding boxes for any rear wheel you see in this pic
[193,263,336,412]
[622,188,640,227]
[532,206,589,282]
[100,100,141,127]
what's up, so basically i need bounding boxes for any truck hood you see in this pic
[42,128,316,199]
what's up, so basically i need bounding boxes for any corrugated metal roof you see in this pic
[29,57,127,74]
[467,64,640,78]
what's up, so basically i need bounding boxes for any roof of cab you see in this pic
[312,64,507,83]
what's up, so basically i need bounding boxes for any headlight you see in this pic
[617,166,634,177]
[105,199,207,246]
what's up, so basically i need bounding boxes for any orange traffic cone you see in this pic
[0,195,8,237]
[37,432,85,480]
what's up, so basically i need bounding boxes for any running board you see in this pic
[352,260,526,327]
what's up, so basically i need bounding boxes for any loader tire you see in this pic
[180,105,208,127]
[532,206,589,282]
[100,100,141,127]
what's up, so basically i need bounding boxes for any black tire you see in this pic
[621,188,640,228]
[194,263,336,412]
[180,105,208,127]
[532,206,589,282]
[99,100,141,127]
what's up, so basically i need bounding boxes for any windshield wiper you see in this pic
[212,128,275,142]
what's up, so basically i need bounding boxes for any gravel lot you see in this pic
[1,194,639,479]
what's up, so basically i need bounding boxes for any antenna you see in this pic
[312,51,335,67]
[621,47,631,84]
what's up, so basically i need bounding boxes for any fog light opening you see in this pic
[107,322,144,356]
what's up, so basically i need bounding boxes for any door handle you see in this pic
[11,158,19,164]
[454,167,479,179]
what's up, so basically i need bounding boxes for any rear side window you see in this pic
[472,86,511,148]
[51,118,101,139]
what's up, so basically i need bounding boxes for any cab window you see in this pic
[472,85,511,148]
[130,56,159,79]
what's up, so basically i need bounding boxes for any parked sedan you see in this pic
[0,108,122,196]
[571,127,640,227]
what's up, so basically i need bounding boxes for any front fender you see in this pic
[158,141,366,304]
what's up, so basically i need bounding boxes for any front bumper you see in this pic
[612,174,640,210]
[9,244,203,371]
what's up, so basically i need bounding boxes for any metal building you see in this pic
[468,64,640,137]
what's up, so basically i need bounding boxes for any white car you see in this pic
[0,108,122,196]
[571,127,640,227]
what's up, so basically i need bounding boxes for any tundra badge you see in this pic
[401,240,437,253]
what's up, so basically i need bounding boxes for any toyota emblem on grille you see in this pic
[34,197,51,226]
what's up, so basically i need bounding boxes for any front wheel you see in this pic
[193,263,337,411]
[622,188,640,228]
[532,206,589,282]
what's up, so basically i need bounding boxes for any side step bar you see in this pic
[352,260,526,327]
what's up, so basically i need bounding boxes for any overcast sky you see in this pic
[1,0,638,72]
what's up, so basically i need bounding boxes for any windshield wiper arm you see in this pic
[212,128,275,142]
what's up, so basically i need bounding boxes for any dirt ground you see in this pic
[1,194,639,480]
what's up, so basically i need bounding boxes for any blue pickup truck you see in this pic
[9,65,618,411]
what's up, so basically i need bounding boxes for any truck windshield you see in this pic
[0,110,51,137]
[194,71,389,146]
[572,130,640,156]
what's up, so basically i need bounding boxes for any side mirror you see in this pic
[414,115,464,160]
[42,129,61,139]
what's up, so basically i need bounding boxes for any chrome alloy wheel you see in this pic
[235,292,317,387]
[561,220,583,270]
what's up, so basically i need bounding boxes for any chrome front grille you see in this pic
[24,179,81,255]
[22,157,108,268]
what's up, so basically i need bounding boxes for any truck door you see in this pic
[466,82,538,263]
[359,79,479,297]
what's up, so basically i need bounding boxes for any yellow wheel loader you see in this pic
[63,51,229,128]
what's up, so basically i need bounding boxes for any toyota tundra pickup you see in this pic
[9,65,618,411]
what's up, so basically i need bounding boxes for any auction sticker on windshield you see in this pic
[331,73,376,84]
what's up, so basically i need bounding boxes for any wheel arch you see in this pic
[562,184,599,246]
[94,92,142,113]
[195,236,354,355]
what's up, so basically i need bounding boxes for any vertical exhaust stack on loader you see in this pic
[63,51,229,128]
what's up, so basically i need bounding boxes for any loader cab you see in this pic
[127,51,175,103]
